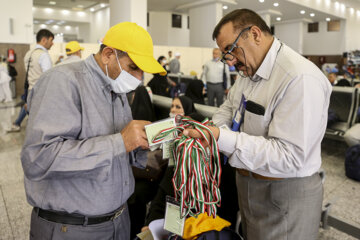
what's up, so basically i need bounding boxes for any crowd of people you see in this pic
[3,7,358,240]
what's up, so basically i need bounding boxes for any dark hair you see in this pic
[157,56,166,64]
[36,29,54,43]
[212,9,272,40]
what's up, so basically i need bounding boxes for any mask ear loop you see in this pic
[113,48,123,72]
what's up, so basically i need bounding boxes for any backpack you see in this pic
[345,144,360,181]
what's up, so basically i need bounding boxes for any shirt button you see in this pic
[124,181,128,185]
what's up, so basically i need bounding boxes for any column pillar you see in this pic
[188,2,223,48]
[109,0,147,29]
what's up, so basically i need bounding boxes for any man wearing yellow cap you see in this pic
[21,22,166,239]
[58,41,84,65]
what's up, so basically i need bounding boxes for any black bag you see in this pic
[222,63,227,90]
[345,144,360,181]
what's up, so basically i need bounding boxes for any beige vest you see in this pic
[24,48,46,90]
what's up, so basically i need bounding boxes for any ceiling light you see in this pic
[223,5,228,10]
[300,10,305,14]
[340,3,345,11]
[77,5,84,8]
[49,1,56,5]
[52,25,59,29]
[276,17,281,21]
[40,24,47,28]
[100,3,106,7]
[44,8,53,13]
[65,26,71,30]
[273,3,279,7]
[350,8,354,14]
[90,8,95,12]
[62,10,69,15]
[326,17,331,21]
[32,7,36,11]
[310,13,315,17]
[77,11,85,17]
[357,10,360,16]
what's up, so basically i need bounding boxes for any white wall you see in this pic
[0,0,33,43]
[90,8,110,43]
[303,20,346,55]
[147,12,190,47]
[345,11,360,52]
[274,21,304,54]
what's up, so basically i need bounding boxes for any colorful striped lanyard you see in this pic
[152,116,222,218]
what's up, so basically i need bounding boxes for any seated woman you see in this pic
[185,80,205,105]
[147,56,177,97]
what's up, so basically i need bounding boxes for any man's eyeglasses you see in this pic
[220,26,253,64]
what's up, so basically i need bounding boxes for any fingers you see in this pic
[183,129,203,138]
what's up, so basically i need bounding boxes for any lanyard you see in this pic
[152,116,221,218]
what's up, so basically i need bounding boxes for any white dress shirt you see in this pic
[202,59,231,89]
[213,38,332,178]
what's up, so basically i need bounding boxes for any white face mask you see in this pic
[106,49,141,93]
[161,59,167,65]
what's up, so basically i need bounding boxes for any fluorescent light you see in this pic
[100,3,106,7]
[273,3,279,7]
[77,11,85,17]
[49,1,56,5]
[326,17,331,21]
[62,10,69,15]
[300,10,305,14]
[90,8,95,12]
[310,13,315,17]
[223,5,228,10]
[44,8,53,13]
[276,17,281,21]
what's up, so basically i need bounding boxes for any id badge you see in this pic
[231,110,241,132]
[164,196,185,237]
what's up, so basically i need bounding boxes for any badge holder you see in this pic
[164,196,185,237]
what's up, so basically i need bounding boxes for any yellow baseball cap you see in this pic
[103,22,166,76]
[65,41,84,55]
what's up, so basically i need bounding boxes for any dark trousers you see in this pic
[207,83,224,107]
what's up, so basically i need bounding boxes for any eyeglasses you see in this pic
[220,26,253,64]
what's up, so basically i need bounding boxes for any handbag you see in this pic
[132,150,168,181]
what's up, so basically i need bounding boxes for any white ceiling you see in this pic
[33,0,356,25]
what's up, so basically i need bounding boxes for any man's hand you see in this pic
[121,120,151,153]
[183,126,220,148]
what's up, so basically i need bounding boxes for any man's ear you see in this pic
[251,26,262,45]
[101,47,114,65]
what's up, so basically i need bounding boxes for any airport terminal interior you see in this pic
[1,0,360,239]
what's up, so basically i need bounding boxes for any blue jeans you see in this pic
[14,106,27,126]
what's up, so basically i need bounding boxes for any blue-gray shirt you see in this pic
[21,55,137,215]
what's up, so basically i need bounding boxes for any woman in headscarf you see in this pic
[185,80,205,105]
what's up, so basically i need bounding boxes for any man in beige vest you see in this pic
[58,41,84,65]
[7,29,54,132]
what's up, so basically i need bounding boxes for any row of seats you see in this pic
[326,86,359,140]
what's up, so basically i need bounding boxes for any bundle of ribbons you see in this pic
[152,116,222,218]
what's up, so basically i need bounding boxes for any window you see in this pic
[327,20,340,32]
[308,22,319,33]
[172,14,182,28]
[147,12,149,27]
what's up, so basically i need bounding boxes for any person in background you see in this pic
[184,9,331,240]
[0,58,12,103]
[58,41,84,65]
[328,72,337,85]
[169,52,181,74]
[7,29,54,132]
[202,48,230,107]
[21,22,166,240]
[185,79,205,105]
[147,56,177,97]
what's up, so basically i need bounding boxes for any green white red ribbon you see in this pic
[152,115,222,218]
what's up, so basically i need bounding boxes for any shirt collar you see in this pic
[254,37,281,81]
[84,54,112,93]
[35,44,48,52]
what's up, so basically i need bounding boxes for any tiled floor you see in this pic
[0,101,359,240]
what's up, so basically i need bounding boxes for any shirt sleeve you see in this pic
[38,52,53,72]
[201,63,208,84]
[21,70,127,181]
[217,74,329,175]
[225,65,231,89]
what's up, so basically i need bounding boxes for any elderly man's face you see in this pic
[216,22,256,77]
[212,49,221,60]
